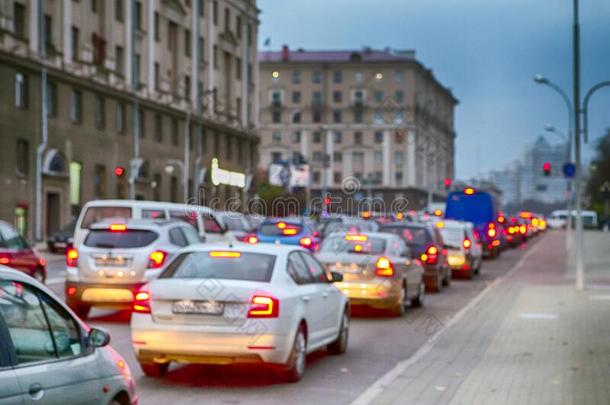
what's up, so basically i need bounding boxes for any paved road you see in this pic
[41,238,541,405]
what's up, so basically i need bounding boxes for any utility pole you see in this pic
[573,0,585,290]
[34,0,48,241]
[129,0,140,200]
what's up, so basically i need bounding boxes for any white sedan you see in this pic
[131,243,349,382]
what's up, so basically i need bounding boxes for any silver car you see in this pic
[0,266,137,404]
[66,219,202,319]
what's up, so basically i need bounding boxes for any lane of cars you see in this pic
[0,191,549,404]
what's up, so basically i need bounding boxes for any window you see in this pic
[116,102,126,134]
[13,2,26,37]
[16,139,29,176]
[213,45,218,69]
[271,90,282,105]
[198,37,205,62]
[333,91,342,103]
[394,111,405,124]
[287,253,313,284]
[395,151,404,165]
[395,131,404,144]
[354,90,365,103]
[70,89,82,123]
[138,109,145,138]
[91,0,98,12]
[134,1,142,30]
[333,70,342,83]
[313,131,322,143]
[374,131,383,144]
[373,110,384,124]
[154,63,160,89]
[213,0,218,25]
[333,110,342,123]
[292,91,301,104]
[184,74,191,98]
[292,70,301,84]
[313,151,322,162]
[169,228,188,247]
[94,95,105,129]
[154,12,160,41]
[155,114,163,142]
[94,165,106,198]
[236,57,242,80]
[291,131,301,144]
[271,152,282,163]
[236,16,242,38]
[71,26,79,61]
[374,90,384,103]
[299,252,328,283]
[354,131,363,145]
[272,110,281,123]
[292,111,301,123]
[185,29,191,56]
[354,71,363,83]
[395,90,404,104]
[395,70,404,82]
[203,214,222,234]
[313,110,321,123]
[134,53,141,85]
[0,281,80,365]
[171,118,179,146]
[374,151,382,163]
[224,7,230,32]
[115,46,124,75]
[333,171,342,184]
[312,91,322,106]
[312,70,322,83]
[115,0,124,21]
[198,0,205,17]
[272,131,281,143]
[333,151,342,162]
[395,171,403,185]
[353,151,364,166]
[333,131,342,144]
[15,72,28,109]
[44,15,52,54]
[46,81,57,117]
[312,170,320,183]
[354,109,363,123]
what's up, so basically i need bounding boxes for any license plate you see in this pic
[331,263,361,273]
[172,300,224,315]
[95,257,129,267]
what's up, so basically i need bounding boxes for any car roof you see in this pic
[82,199,215,214]
[89,218,186,230]
[326,231,400,241]
[180,242,307,256]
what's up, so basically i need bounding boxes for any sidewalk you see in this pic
[356,231,610,405]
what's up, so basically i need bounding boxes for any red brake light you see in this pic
[66,248,79,267]
[299,237,313,249]
[247,295,279,318]
[133,290,151,313]
[282,228,298,235]
[420,245,439,264]
[247,235,259,244]
[0,254,10,265]
[147,250,167,269]
[375,256,395,277]
[463,239,472,249]
[488,228,497,238]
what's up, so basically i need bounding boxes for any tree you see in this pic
[586,128,610,218]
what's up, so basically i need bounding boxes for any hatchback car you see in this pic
[65,219,202,319]
[378,223,450,292]
[47,217,77,253]
[0,267,137,405]
[0,220,46,283]
[315,232,425,316]
[437,220,483,279]
[131,244,349,382]
[215,211,258,243]
[256,218,320,252]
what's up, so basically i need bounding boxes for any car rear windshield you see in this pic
[319,235,386,255]
[84,229,158,248]
[439,227,464,248]
[221,215,250,232]
[380,226,431,246]
[259,223,302,236]
[161,252,276,282]
[80,207,132,229]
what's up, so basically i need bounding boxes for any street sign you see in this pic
[562,162,576,179]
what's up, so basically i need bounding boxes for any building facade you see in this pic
[0,0,259,239]
[258,46,457,211]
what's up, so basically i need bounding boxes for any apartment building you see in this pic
[0,0,259,239]
[258,46,457,210]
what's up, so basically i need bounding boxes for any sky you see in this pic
[257,0,610,179]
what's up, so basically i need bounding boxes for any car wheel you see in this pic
[474,259,481,275]
[391,285,407,317]
[442,267,451,287]
[283,325,307,382]
[411,281,426,308]
[69,303,91,320]
[140,362,169,377]
[327,310,349,355]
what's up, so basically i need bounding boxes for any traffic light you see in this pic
[114,166,125,177]
[443,178,452,190]
[543,162,551,176]
[324,193,331,206]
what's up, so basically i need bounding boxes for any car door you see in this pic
[286,252,325,348]
[0,280,103,404]
[0,313,23,405]
[299,252,343,342]
[393,237,420,297]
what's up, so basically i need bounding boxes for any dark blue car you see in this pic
[255,218,320,252]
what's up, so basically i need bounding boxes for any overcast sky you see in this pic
[257,0,610,179]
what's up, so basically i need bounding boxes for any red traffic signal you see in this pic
[324,194,331,206]
[542,162,551,176]
[443,178,452,189]
[114,166,125,177]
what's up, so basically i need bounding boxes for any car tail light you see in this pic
[67,286,77,296]
[375,256,395,277]
[299,237,313,249]
[66,248,79,267]
[420,245,439,265]
[0,253,11,265]
[463,239,472,249]
[247,295,279,318]
[520,225,527,234]
[147,250,167,269]
[109,224,127,232]
[282,228,298,235]
[133,290,151,313]
[487,228,496,238]
[246,235,259,244]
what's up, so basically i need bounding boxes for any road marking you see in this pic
[350,237,544,405]
[518,313,558,320]
[46,277,66,285]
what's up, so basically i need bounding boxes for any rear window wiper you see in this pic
[94,243,116,248]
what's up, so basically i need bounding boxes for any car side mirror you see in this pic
[88,327,111,348]
[330,271,343,282]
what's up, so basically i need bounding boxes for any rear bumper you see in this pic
[65,281,146,309]
[334,280,401,309]
[131,316,293,365]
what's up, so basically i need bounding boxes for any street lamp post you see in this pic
[545,124,573,245]
[165,160,187,203]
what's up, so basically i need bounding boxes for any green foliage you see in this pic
[586,129,610,216]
